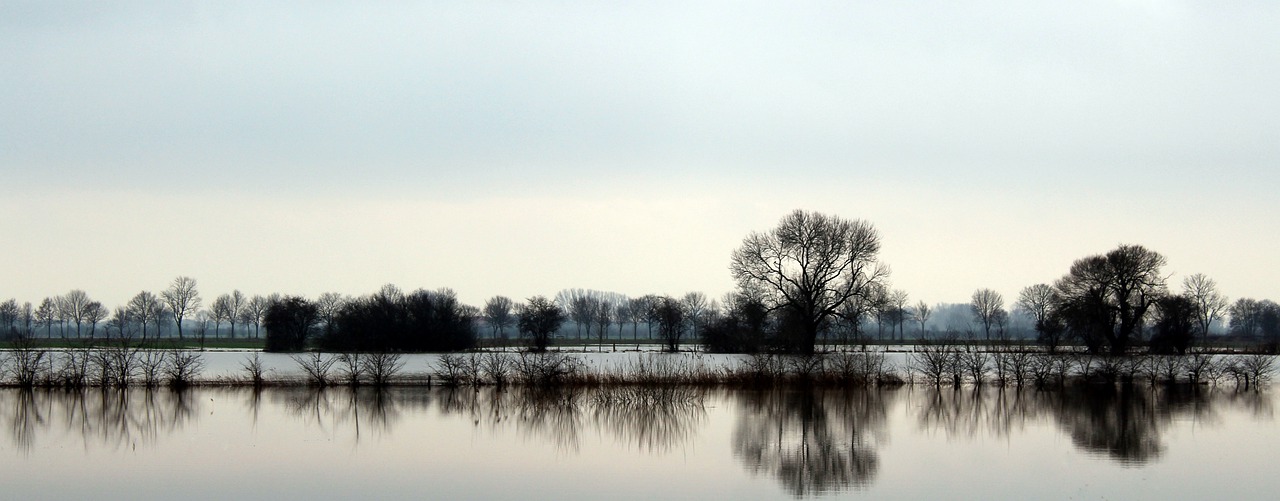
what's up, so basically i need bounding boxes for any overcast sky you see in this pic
[2,1,1277,312]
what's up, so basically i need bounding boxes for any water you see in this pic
[1,382,1276,500]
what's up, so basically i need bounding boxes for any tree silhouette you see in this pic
[731,210,888,355]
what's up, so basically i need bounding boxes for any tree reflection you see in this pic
[913,385,1260,466]
[732,387,894,497]
[2,388,199,454]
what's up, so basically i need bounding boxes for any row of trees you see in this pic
[725,210,1275,356]
[3,210,1273,356]
[0,277,302,342]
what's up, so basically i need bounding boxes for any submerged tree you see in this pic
[518,296,564,352]
[730,210,888,355]
[264,296,319,352]
[161,276,201,340]
[1055,244,1167,355]
[970,289,1004,342]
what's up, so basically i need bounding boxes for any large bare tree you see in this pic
[1182,273,1228,341]
[483,295,515,339]
[912,300,932,337]
[128,291,164,341]
[161,276,201,340]
[970,288,1005,341]
[61,289,92,338]
[731,210,888,355]
[1055,244,1167,355]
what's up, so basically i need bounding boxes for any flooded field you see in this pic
[2,381,1277,500]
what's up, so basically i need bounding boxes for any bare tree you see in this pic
[730,210,889,355]
[0,299,19,337]
[593,297,613,350]
[888,289,909,341]
[1182,273,1228,342]
[315,292,346,338]
[654,296,687,352]
[483,295,515,340]
[60,289,93,338]
[213,291,246,339]
[682,292,708,340]
[970,288,1005,342]
[912,300,932,337]
[211,295,231,339]
[127,291,163,341]
[243,295,270,338]
[35,297,55,339]
[161,276,201,340]
[84,301,106,340]
[518,296,564,352]
[1055,244,1167,355]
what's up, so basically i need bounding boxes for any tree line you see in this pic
[2,209,1275,355]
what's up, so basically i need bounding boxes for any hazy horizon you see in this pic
[3,2,1277,311]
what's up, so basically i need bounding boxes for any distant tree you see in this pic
[614,302,633,340]
[701,293,771,353]
[887,289,909,341]
[161,276,201,340]
[263,296,319,352]
[60,289,93,338]
[1150,294,1196,354]
[912,300,931,337]
[628,296,655,340]
[682,292,708,341]
[0,299,19,338]
[315,292,346,338]
[35,297,56,338]
[228,290,246,338]
[483,295,515,340]
[730,210,888,355]
[1017,284,1062,352]
[970,288,1005,342]
[592,297,613,350]
[1055,244,1167,355]
[127,291,163,340]
[108,306,136,339]
[84,301,106,340]
[211,294,231,339]
[518,296,564,352]
[655,296,687,352]
[243,295,270,338]
[1182,273,1228,341]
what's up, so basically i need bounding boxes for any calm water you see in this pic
[1,382,1277,500]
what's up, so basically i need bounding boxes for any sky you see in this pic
[2,1,1277,312]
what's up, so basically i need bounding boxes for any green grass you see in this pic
[0,337,266,350]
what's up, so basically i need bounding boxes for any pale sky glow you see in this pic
[2,1,1277,311]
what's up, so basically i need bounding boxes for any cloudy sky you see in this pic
[2,1,1277,311]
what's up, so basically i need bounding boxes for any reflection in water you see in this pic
[733,388,894,497]
[2,388,198,454]
[1,383,1272,494]
[915,386,1272,465]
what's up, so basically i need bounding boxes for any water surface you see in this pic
[1,384,1275,500]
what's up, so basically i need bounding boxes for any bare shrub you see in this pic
[164,350,205,387]
[514,351,584,386]
[910,339,955,387]
[138,350,167,387]
[292,352,336,386]
[1226,354,1275,389]
[784,354,825,382]
[54,349,90,388]
[5,336,47,387]
[961,350,990,386]
[1184,350,1221,385]
[337,353,365,386]
[365,352,405,386]
[241,353,267,386]
[435,353,469,386]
